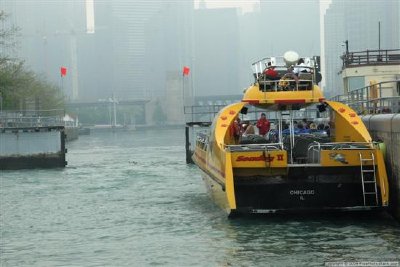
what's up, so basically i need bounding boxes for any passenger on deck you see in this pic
[230,116,242,144]
[297,123,311,134]
[324,125,330,137]
[282,124,292,135]
[282,121,312,135]
[293,58,309,75]
[263,62,279,80]
[256,113,270,137]
[279,66,298,89]
[303,119,314,129]
[313,123,328,136]
[282,122,289,132]
[242,121,255,136]
[267,128,278,143]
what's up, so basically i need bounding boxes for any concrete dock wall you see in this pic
[65,127,79,142]
[362,114,400,220]
[0,126,67,169]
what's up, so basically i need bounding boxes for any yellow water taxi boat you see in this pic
[192,51,389,216]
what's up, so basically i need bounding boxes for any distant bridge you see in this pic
[66,95,244,125]
[66,95,243,108]
[66,98,151,108]
[65,98,152,125]
[193,94,243,106]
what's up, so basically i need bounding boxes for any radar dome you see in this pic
[283,51,299,67]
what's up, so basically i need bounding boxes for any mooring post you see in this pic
[185,125,193,164]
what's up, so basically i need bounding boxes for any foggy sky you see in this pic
[0,0,398,101]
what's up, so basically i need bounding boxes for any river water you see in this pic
[1,128,399,266]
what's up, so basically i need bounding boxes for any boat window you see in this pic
[196,133,208,151]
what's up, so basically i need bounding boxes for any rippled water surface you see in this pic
[1,128,399,266]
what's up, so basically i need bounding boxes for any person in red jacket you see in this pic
[256,113,270,137]
[263,62,279,79]
[229,116,242,144]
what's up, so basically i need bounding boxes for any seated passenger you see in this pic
[324,125,330,137]
[293,58,309,75]
[297,123,311,134]
[279,65,299,90]
[263,62,279,80]
[301,118,309,128]
[282,124,291,135]
[242,121,255,136]
[267,129,278,143]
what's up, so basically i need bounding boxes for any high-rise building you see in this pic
[193,7,241,96]
[238,10,264,88]
[143,2,194,124]
[0,0,87,100]
[0,1,167,101]
[101,1,161,100]
[258,0,320,56]
[323,0,400,98]
[144,2,193,97]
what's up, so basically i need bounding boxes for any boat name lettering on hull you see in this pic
[289,190,315,195]
[236,154,284,162]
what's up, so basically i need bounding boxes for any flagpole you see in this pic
[182,72,185,106]
[182,66,190,119]
[61,75,64,93]
[60,66,67,94]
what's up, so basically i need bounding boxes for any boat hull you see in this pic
[235,180,382,214]
[200,165,386,216]
[200,170,232,214]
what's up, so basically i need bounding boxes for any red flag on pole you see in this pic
[182,66,190,76]
[60,66,67,77]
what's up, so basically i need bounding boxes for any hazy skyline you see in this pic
[0,0,398,102]
[194,0,259,13]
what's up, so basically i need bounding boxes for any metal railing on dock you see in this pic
[329,80,400,114]
[341,49,400,68]
[0,109,66,128]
